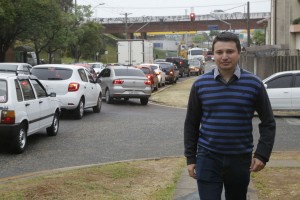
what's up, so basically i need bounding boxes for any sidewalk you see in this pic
[173,158,300,200]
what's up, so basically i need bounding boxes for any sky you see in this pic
[76,0,271,18]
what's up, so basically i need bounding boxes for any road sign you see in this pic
[208,25,219,30]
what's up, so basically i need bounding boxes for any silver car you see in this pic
[98,66,152,105]
[0,63,32,74]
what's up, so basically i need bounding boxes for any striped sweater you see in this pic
[184,68,276,165]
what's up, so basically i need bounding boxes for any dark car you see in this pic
[205,50,214,61]
[155,62,179,83]
[165,57,190,77]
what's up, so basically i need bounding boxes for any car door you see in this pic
[30,79,53,127]
[99,68,111,95]
[291,74,300,109]
[85,69,99,107]
[265,74,293,109]
[18,79,40,133]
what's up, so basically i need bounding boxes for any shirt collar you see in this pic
[214,65,241,80]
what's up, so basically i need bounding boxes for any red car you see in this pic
[136,66,158,91]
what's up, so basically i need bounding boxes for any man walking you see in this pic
[184,32,276,200]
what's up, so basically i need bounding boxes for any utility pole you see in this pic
[247,1,250,47]
[121,13,132,39]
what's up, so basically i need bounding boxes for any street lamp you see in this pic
[92,3,105,18]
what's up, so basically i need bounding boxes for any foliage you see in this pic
[253,30,265,45]
[192,35,205,45]
[292,17,300,25]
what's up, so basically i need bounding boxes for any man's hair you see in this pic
[212,32,241,53]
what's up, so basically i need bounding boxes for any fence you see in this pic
[239,49,300,80]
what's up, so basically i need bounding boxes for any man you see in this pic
[184,32,276,200]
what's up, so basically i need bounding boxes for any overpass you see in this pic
[92,12,270,38]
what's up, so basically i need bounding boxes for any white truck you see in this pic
[187,47,205,63]
[117,39,154,66]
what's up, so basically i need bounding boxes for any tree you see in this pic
[192,35,205,46]
[253,30,265,45]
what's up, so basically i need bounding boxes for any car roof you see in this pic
[263,70,300,82]
[33,64,86,70]
[0,62,31,66]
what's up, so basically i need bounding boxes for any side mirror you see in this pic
[49,92,56,97]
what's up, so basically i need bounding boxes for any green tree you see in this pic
[192,35,205,45]
[253,30,265,45]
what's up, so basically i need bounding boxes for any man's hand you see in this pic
[250,157,265,172]
[187,164,197,179]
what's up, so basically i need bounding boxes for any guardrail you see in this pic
[92,12,270,24]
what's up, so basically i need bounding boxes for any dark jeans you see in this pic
[196,146,252,200]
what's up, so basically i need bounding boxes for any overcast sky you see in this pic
[76,0,271,18]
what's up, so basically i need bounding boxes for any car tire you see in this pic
[11,123,27,154]
[74,99,84,119]
[105,89,113,104]
[124,97,129,101]
[47,113,59,136]
[140,97,149,105]
[93,94,102,113]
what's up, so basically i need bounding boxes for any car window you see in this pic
[114,68,145,77]
[266,75,293,89]
[103,69,111,77]
[85,69,95,83]
[295,75,300,87]
[0,80,7,103]
[31,79,47,98]
[31,67,72,80]
[14,79,23,102]
[19,79,35,100]
[78,69,88,82]
[140,67,151,74]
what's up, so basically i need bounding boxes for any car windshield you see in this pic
[191,50,203,55]
[0,80,7,103]
[31,67,73,80]
[0,64,18,71]
[140,67,151,74]
[189,60,200,65]
[114,68,145,77]
[158,63,172,71]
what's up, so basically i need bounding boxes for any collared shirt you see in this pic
[214,65,241,85]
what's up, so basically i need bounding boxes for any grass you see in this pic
[0,157,185,200]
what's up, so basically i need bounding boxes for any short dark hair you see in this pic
[212,32,241,53]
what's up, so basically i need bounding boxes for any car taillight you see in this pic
[68,82,80,92]
[1,110,15,124]
[113,79,124,84]
[144,80,151,85]
[155,71,160,75]
[170,71,174,75]
[146,75,152,79]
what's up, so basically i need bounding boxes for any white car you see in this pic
[140,63,166,87]
[0,70,61,153]
[31,64,102,119]
[0,62,32,74]
[263,70,300,110]
[89,62,105,76]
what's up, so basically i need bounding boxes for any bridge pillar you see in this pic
[141,32,147,39]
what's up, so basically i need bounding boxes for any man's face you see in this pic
[213,41,240,71]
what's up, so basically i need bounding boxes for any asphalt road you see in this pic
[1,76,299,179]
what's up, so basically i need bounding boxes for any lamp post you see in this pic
[92,3,105,18]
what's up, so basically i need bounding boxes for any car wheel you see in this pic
[47,113,59,136]
[140,97,149,105]
[93,94,102,113]
[124,97,129,101]
[74,99,84,119]
[11,123,27,154]
[105,89,113,104]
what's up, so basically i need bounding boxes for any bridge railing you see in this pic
[92,12,270,24]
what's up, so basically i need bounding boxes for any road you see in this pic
[0,77,299,179]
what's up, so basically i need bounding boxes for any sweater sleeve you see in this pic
[254,82,276,163]
[184,82,202,165]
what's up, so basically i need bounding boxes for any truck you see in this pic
[117,39,154,66]
[187,47,205,62]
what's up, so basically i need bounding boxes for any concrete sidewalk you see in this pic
[173,159,300,200]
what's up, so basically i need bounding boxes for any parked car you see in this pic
[31,64,102,119]
[188,59,204,76]
[140,63,166,87]
[0,70,61,153]
[89,62,105,76]
[135,65,159,91]
[165,57,190,77]
[155,62,179,83]
[98,66,152,105]
[263,70,300,110]
[0,63,32,74]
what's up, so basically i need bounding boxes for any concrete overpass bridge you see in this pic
[92,12,270,39]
